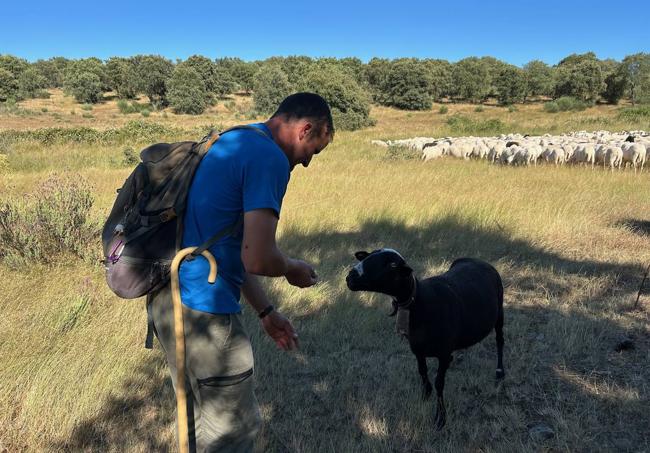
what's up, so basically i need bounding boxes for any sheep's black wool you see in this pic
[346,249,505,430]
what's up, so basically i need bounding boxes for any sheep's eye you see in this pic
[389,262,398,269]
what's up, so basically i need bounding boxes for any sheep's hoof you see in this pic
[495,368,505,380]
[434,410,447,431]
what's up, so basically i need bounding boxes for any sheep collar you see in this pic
[392,274,418,310]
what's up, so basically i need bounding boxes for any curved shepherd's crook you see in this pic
[170,247,218,453]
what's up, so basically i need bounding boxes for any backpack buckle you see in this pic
[159,208,176,223]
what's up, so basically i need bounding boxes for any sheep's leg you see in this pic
[495,308,505,380]
[434,355,452,430]
[416,354,432,400]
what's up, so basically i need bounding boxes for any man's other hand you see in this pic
[261,310,299,351]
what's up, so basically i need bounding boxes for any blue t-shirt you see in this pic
[179,123,290,314]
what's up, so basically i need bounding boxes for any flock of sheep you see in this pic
[372,130,650,172]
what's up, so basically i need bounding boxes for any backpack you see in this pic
[101,125,269,299]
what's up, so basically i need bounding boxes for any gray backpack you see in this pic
[101,126,268,299]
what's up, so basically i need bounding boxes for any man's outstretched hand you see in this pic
[261,310,299,351]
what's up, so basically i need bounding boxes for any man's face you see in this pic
[291,121,331,170]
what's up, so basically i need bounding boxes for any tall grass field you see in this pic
[1,93,649,452]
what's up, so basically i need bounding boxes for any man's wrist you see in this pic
[258,304,275,319]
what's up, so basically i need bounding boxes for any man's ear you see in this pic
[299,121,313,140]
[354,251,369,261]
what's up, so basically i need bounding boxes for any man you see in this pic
[149,92,334,452]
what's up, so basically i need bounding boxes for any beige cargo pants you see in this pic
[149,284,261,452]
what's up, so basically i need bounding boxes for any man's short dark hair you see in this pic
[271,92,335,139]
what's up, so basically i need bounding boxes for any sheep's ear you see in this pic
[354,251,369,261]
[399,264,413,277]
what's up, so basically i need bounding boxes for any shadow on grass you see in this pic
[55,215,649,452]
[51,354,175,452]
[616,218,650,237]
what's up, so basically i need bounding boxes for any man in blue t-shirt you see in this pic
[150,92,334,452]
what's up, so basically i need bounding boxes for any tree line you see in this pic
[1,52,649,130]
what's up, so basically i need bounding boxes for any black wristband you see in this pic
[258,304,274,319]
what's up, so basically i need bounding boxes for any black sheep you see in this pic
[346,249,505,429]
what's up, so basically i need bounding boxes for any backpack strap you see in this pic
[185,214,244,261]
[179,125,272,260]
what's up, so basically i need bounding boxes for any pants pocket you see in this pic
[198,368,254,387]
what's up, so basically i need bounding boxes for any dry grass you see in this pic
[1,92,649,452]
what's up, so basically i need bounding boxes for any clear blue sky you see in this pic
[3,0,648,66]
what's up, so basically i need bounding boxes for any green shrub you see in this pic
[81,104,93,111]
[63,70,103,104]
[253,65,293,115]
[556,96,589,111]
[299,63,374,131]
[474,105,484,112]
[544,97,589,112]
[0,174,97,266]
[41,107,48,112]
[0,120,183,147]
[617,106,650,120]
[384,145,420,161]
[82,112,93,119]
[508,105,517,113]
[122,147,139,166]
[543,101,560,113]
[141,109,150,117]
[117,100,149,114]
[167,66,208,114]
[439,105,448,114]
[380,59,432,110]
[446,114,507,135]
[0,68,19,101]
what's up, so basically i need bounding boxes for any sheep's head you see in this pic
[346,248,413,297]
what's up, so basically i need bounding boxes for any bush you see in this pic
[0,68,19,102]
[17,68,48,99]
[253,65,293,115]
[384,145,420,161]
[64,70,103,104]
[141,109,150,117]
[543,101,560,113]
[380,59,432,110]
[617,106,650,120]
[544,96,589,113]
[508,105,517,113]
[167,66,208,114]
[557,96,589,111]
[132,55,174,109]
[439,105,448,114]
[0,121,184,147]
[474,105,484,112]
[117,99,150,114]
[446,114,507,135]
[81,104,93,111]
[299,63,374,131]
[122,147,139,166]
[0,174,97,266]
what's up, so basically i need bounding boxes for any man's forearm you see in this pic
[242,245,290,277]
[241,272,272,313]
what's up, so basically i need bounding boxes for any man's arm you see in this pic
[241,209,288,276]
[241,209,317,287]
[241,272,299,350]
